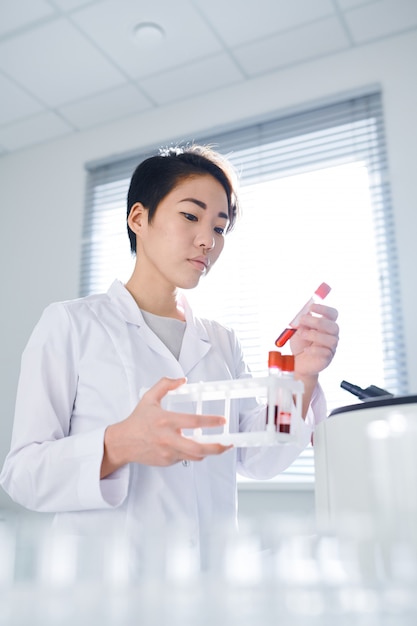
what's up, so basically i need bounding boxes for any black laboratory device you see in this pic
[340,380,394,401]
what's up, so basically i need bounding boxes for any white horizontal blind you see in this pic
[81,91,407,483]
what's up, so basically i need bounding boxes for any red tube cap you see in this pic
[281,354,295,372]
[315,282,331,300]
[268,351,282,368]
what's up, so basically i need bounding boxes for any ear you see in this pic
[127,202,148,236]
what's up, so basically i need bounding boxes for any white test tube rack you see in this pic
[165,375,304,447]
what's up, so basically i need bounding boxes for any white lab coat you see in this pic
[0,280,325,546]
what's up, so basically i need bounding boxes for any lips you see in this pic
[188,256,209,272]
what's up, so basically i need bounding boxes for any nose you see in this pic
[195,228,215,251]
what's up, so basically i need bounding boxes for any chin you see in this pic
[178,277,203,290]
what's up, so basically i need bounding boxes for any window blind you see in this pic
[81,91,407,484]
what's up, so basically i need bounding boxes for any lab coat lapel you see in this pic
[106,281,210,377]
[103,281,181,391]
[179,295,211,376]
[136,321,181,362]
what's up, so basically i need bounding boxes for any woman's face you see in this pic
[130,174,230,290]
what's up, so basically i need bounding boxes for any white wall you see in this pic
[1,30,416,513]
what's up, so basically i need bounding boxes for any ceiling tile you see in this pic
[0,73,43,125]
[0,111,73,151]
[344,0,417,43]
[0,0,55,38]
[192,0,335,47]
[336,0,379,10]
[58,83,152,129]
[0,0,414,156]
[71,0,223,79]
[140,54,244,105]
[234,16,351,77]
[50,0,103,10]
[0,18,126,106]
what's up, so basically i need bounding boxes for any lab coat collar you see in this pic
[106,280,211,375]
[107,279,144,326]
[177,292,211,375]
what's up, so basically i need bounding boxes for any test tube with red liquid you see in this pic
[275,282,331,348]
[266,351,282,431]
[278,354,295,433]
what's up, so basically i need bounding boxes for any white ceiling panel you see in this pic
[0,18,126,106]
[0,0,56,37]
[344,0,417,43]
[234,16,350,77]
[0,73,43,125]
[335,0,380,10]
[0,111,73,151]
[140,53,244,105]
[49,0,103,10]
[71,0,223,79]
[193,0,335,48]
[0,0,416,156]
[58,83,152,129]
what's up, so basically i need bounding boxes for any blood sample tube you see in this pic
[278,355,295,434]
[266,351,282,431]
[275,282,331,348]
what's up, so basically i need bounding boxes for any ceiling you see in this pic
[1,0,416,156]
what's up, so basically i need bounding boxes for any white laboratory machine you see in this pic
[314,394,417,534]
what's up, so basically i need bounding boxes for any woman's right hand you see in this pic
[101,377,231,478]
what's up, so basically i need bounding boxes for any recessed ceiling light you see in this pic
[132,22,165,46]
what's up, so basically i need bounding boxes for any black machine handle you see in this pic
[340,380,393,401]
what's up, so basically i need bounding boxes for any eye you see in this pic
[180,212,198,222]
[214,226,225,235]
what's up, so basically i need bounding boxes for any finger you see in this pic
[175,437,233,461]
[299,314,339,335]
[298,328,339,353]
[310,303,339,321]
[169,412,227,431]
[143,376,187,404]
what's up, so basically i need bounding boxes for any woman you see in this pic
[0,145,339,551]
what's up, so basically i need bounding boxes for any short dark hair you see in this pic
[127,144,240,254]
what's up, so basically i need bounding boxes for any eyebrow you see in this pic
[179,197,229,221]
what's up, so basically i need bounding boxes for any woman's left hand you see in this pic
[290,303,339,380]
